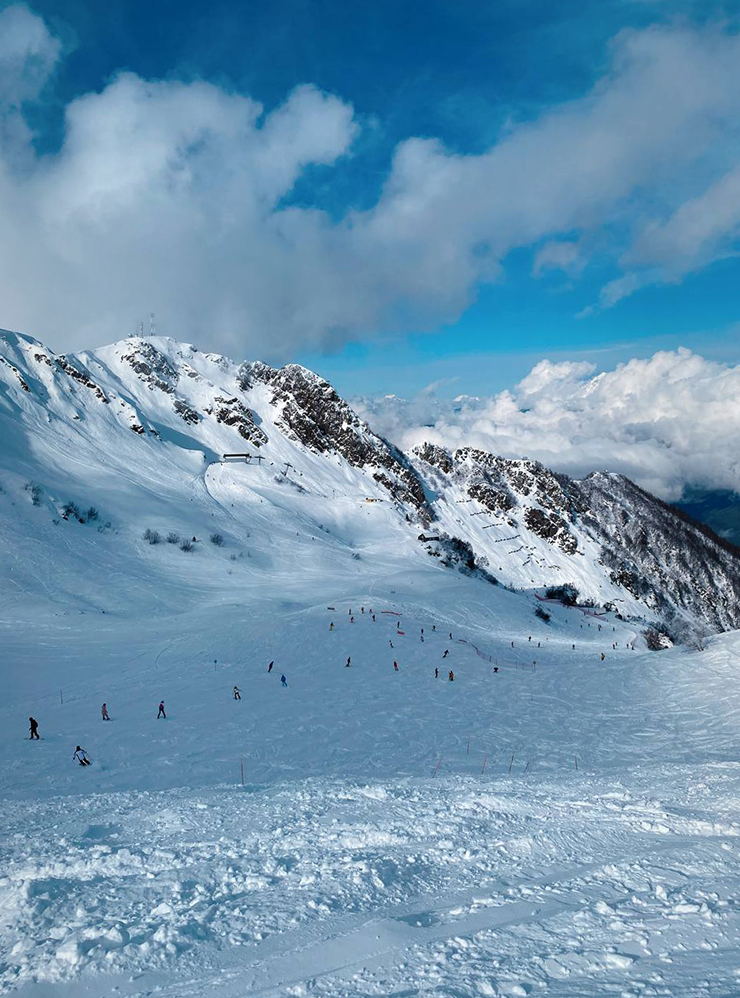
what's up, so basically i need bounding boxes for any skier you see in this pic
[350,616,355,624]
[434,667,439,678]
[361,607,365,613]
[233,686,241,700]
[448,670,455,681]
[389,640,394,649]
[372,614,376,622]
[73,745,91,766]
[268,661,274,673]
[101,703,110,721]
[157,701,166,719]
[345,656,351,668]
[432,625,436,632]
[329,622,334,631]
[600,653,605,662]
[28,716,39,740]
[280,674,287,686]
[442,649,449,659]
[393,660,399,672]
[493,666,499,673]
[449,632,453,640]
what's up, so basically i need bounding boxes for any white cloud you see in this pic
[1,8,740,353]
[358,349,740,500]
[532,240,584,277]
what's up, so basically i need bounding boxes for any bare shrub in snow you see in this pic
[180,539,194,552]
[143,528,161,545]
[210,533,224,546]
[61,501,81,521]
[166,532,180,544]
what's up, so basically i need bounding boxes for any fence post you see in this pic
[466,738,470,755]
[508,752,515,775]
[481,754,487,774]
[574,755,578,771]
[433,758,442,778]
[240,757,245,785]
[60,689,63,705]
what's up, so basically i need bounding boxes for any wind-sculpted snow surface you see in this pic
[2,769,740,995]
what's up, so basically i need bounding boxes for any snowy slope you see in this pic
[2,328,740,997]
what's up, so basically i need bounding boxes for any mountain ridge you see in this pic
[1,328,738,640]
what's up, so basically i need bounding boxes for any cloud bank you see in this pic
[1,5,740,353]
[354,349,740,500]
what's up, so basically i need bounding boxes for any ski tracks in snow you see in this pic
[5,769,740,998]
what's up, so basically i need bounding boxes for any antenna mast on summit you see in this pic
[150,312,156,336]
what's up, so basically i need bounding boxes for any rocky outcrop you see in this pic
[55,358,109,403]
[206,396,267,447]
[241,362,431,520]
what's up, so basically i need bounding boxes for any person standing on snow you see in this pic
[280,674,287,687]
[268,661,274,673]
[28,716,40,739]
[442,649,449,659]
[329,622,334,631]
[448,670,455,682]
[435,667,438,678]
[345,656,351,667]
[233,686,241,700]
[101,703,110,721]
[73,745,91,766]
[393,661,399,672]
[157,701,166,719]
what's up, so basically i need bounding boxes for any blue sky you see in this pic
[2,0,740,397]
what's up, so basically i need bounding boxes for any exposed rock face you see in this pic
[0,356,30,392]
[121,342,179,394]
[411,442,740,633]
[578,472,740,633]
[55,358,109,403]
[205,397,267,448]
[173,399,200,425]
[241,363,431,520]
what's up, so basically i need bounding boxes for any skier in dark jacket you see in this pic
[268,661,274,673]
[73,745,91,766]
[157,701,166,719]
[280,674,287,687]
[345,656,351,667]
[448,670,455,681]
[29,717,39,739]
[233,686,241,700]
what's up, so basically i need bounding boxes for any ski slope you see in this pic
[2,568,740,997]
[2,331,740,996]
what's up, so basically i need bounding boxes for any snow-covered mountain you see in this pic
[3,328,740,997]
[1,329,738,637]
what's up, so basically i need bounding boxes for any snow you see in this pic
[1,332,740,996]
